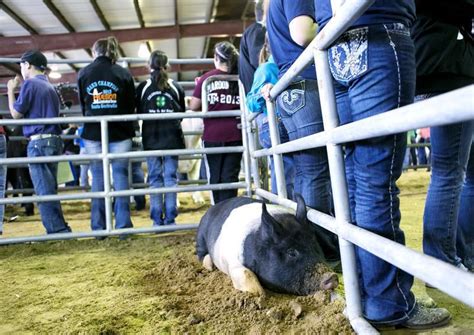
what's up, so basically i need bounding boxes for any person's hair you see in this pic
[148,50,170,91]
[214,41,240,97]
[214,41,239,75]
[92,36,119,62]
[258,33,271,65]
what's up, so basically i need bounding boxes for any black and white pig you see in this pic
[196,194,339,295]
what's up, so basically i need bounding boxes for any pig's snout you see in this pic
[320,272,338,290]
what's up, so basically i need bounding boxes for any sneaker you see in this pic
[399,305,451,330]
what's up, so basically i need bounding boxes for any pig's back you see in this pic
[196,197,260,261]
[212,203,293,275]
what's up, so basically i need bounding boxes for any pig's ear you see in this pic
[261,202,283,239]
[295,193,308,224]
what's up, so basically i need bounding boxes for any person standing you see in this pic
[78,37,135,232]
[7,50,71,234]
[246,35,295,199]
[136,50,185,226]
[412,0,474,272]
[266,0,339,262]
[189,41,242,204]
[314,0,451,329]
[239,0,266,95]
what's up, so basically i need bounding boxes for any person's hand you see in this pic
[261,83,274,102]
[7,75,21,91]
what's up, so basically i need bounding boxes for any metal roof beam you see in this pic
[42,0,92,61]
[0,63,214,87]
[89,0,128,59]
[0,20,245,56]
[133,0,152,53]
[0,1,77,71]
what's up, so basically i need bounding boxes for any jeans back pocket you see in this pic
[277,80,306,116]
[329,27,368,83]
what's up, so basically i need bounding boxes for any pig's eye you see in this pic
[287,248,298,258]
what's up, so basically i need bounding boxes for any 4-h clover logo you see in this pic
[156,96,166,107]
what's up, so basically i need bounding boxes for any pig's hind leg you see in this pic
[229,266,265,296]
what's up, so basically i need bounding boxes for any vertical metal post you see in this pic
[315,49,376,334]
[238,81,262,197]
[238,82,254,197]
[100,120,113,232]
[266,100,287,198]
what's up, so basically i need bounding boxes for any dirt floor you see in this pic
[0,170,472,334]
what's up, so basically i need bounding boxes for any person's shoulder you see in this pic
[136,80,147,90]
[112,64,132,77]
[199,69,220,81]
[168,78,184,91]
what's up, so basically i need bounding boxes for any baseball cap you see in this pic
[20,50,47,70]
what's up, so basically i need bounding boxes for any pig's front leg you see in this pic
[202,254,214,271]
[229,266,265,296]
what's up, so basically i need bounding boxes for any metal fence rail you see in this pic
[239,0,474,334]
[0,100,251,242]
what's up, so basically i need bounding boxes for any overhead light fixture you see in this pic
[49,71,62,79]
[138,42,150,59]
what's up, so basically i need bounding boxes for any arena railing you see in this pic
[0,107,251,243]
[241,0,474,334]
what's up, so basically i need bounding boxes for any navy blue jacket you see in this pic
[267,0,317,80]
[412,0,474,94]
[239,22,266,94]
[314,0,416,30]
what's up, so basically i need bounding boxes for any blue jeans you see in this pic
[276,78,339,262]
[84,139,133,230]
[276,78,331,214]
[329,23,416,324]
[27,136,71,234]
[0,135,6,233]
[417,137,429,165]
[132,161,146,210]
[79,147,90,187]
[146,156,179,225]
[256,114,295,199]
[420,92,474,268]
[458,142,474,271]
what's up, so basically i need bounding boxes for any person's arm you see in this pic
[178,84,186,113]
[77,72,87,116]
[188,97,202,111]
[7,76,24,119]
[289,15,317,46]
[189,75,204,111]
[124,74,136,114]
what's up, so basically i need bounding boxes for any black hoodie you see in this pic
[78,56,135,142]
[412,0,474,94]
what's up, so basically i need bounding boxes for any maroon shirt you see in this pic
[193,69,242,142]
[0,116,4,135]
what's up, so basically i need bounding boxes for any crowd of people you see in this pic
[0,0,472,331]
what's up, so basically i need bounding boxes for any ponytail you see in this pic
[214,41,239,75]
[148,50,170,91]
[92,36,119,62]
[214,41,239,96]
